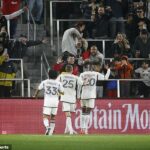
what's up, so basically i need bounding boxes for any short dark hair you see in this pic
[65,65,73,72]
[48,70,58,79]
[75,21,85,28]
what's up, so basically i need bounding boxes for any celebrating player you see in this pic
[33,70,64,135]
[79,64,110,134]
[57,65,83,134]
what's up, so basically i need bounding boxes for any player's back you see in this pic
[39,79,63,107]
[80,71,104,100]
[57,73,79,103]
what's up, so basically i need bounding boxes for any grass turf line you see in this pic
[0,135,150,150]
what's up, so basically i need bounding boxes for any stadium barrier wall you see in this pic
[0,99,150,134]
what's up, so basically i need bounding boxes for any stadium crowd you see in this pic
[0,0,150,99]
[52,0,150,98]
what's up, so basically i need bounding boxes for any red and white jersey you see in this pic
[38,79,64,107]
[57,73,83,103]
[80,69,110,100]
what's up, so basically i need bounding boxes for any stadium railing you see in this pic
[0,59,31,97]
[49,0,82,46]
[0,78,31,97]
[41,50,50,81]
[98,78,150,98]
[49,0,128,47]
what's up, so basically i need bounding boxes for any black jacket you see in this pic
[8,40,43,59]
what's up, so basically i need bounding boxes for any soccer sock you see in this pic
[43,118,49,128]
[64,118,69,133]
[66,116,73,134]
[81,113,86,131]
[85,114,90,133]
[49,120,55,135]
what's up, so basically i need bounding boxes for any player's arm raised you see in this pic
[33,89,40,99]
[33,82,43,99]
[104,64,111,79]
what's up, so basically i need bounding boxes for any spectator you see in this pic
[80,0,99,19]
[0,43,15,97]
[1,0,26,38]
[105,0,128,38]
[61,22,85,60]
[133,29,150,58]
[27,0,43,24]
[125,12,138,46]
[134,8,150,34]
[8,34,48,59]
[92,5,112,38]
[53,55,79,75]
[7,34,48,86]
[114,55,133,98]
[0,43,8,65]
[135,61,150,98]
[76,38,88,73]
[80,0,99,38]
[0,27,9,48]
[111,32,132,58]
[82,45,104,71]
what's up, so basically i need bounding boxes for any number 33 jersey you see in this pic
[57,73,83,103]
[38,79,64,107]
[80,71,109,100]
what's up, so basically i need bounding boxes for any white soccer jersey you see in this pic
[38,79,64,107]
[80,69,110,100]
[57,73,83,103]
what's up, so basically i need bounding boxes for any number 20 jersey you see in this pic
[38,79,64,107]
[57,73,83,103]
[80,71,105,100]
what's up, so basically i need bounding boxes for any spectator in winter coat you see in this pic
[114,55,133,98]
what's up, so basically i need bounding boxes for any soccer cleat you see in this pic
[84,130,88,135]
[73,130,78,134]
[79,130,85,135]
[69,131,74,135]
[45,127,50,135]
[80,129,88,135]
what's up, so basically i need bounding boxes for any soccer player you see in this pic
[57,65,83,134]
[79,65,110,134]
[33,70,64,135]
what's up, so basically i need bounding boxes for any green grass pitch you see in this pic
[0,134,150,150]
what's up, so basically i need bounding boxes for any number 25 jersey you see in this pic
[57,73,83,103]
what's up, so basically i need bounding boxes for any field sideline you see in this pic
[0,134,150,150]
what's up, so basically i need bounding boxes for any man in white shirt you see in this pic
[57,65,83,134]
[135,61,150,98]
[33,70,64,135]
[62,22,85,60]
[79,64,110,134]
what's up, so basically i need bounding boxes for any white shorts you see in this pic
[62,102,76,112]
[43,106,58,116]
[81,99,95,108]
